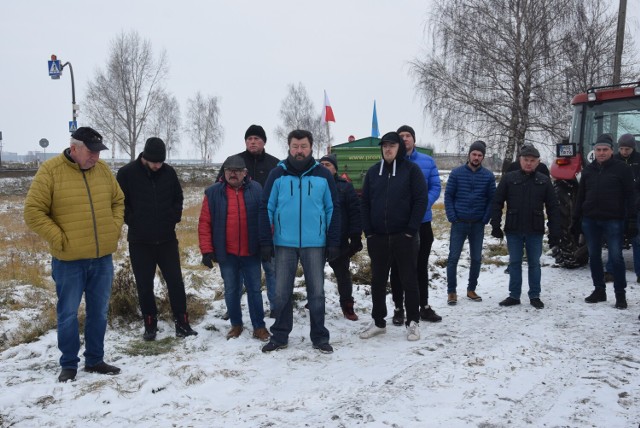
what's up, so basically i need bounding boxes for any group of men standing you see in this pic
[23,120,639,382]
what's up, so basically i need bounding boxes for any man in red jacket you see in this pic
[198,155,270,341]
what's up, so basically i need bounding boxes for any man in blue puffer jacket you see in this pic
[444,140,496,306]
[389,125,443,325]
[259,129,340,354]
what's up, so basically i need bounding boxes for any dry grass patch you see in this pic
[119,336,179,357]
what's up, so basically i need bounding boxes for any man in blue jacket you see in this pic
[360,131,427,342]
[389,125,442,325]
[444,140,496,305]
[259,129,340,354]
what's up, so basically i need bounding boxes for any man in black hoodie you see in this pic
[116,138,198,340]
[359,132,427,341]
[571,133,637,309]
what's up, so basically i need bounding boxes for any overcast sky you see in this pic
[0,0,638,162]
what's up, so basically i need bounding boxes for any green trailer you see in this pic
[330,137,433,191]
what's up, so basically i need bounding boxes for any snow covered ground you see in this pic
[1,230,639,427]
[1,174,639,427]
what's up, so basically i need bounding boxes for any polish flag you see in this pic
[322,90,336,123]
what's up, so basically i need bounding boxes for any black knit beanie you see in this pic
[245,125,267,142]
[396,125,416,142]
[142,137,166,162]
[320,154,338,170]
[469,140,486,155]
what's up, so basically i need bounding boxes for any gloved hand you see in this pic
[325,246,341,262]
[548,235,560,248]
[201,253,216,269]
[625,220,638,239]
[491,227,504,239]
[569,219,581,241]
[260,245,274,263]
[347,234,363,257]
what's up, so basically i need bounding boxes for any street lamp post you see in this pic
[48,54,79,132]
[0,131,3,168]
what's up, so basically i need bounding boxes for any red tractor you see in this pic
[551,81,640,268]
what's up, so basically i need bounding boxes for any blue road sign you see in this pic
[69,121,78,133]
[48,60,62,79]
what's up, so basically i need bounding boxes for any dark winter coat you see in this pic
[116,155,182,244]
[491,170,560,237]
[445,163,496,224]
[334,176,362,247]
[573,157,635,221]
[361,142,428,237]
[216,149,280,187]
[614,150,640,182]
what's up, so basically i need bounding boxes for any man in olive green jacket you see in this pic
[24,127,124,383]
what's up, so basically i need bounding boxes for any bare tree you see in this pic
[411,0,635,171]
[186,92,223,163]
[275,83,329,157]
[147,93,181,160]
[85,31,169,160]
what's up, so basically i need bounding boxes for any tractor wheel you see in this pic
[552,180,588,268]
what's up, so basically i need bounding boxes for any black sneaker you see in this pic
[262,341,288,353]
[143,315,158,341]
[313,343,334,354]
[84,362,120,375]
[530,298,544,309]
[420,306,442,322]
[499,297,521,307]
[392,308,404,326]
[585,288,607,303]
[58,368,77,382]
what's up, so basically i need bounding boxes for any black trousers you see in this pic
[390,222,434,308]
[367,233,420,326]
[328,249,354,304]
[129,240,187,318]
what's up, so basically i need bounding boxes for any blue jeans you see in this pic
[505,233,543,299]
[51,255,114,369]
[604,213,640,277]
[582,217,626,292]
[262,259,276,312]
[219,255,265,329]
[446,222,485,293]
[270,246,329,346]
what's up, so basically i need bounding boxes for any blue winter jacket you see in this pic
[204,178,262,262]
[444,163,496,224]
[407,149,441,223]
[260,158,340,248]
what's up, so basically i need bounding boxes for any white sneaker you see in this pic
[406,321,420,341]
[359,322,386,339]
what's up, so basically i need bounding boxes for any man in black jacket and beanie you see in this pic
[572,133,637,309]
[116,137,197,340]
[491,145,560,309]
[359,132,427,341]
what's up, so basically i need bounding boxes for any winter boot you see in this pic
[143,315,158,341]
[615,291,627,309]
[175,313,198,338]
[341,299,358,321]
[392,307,405,326]
[585,288,607,303]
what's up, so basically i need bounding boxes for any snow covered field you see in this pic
[1,184,639,427]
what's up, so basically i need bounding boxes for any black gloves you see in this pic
[260,245,274,263]
[347,234,363,258]
[569,219,581,241]
[491,227,504,239]
[325,246,341,262]
[201,253,216,269]
[548,235,560,248]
